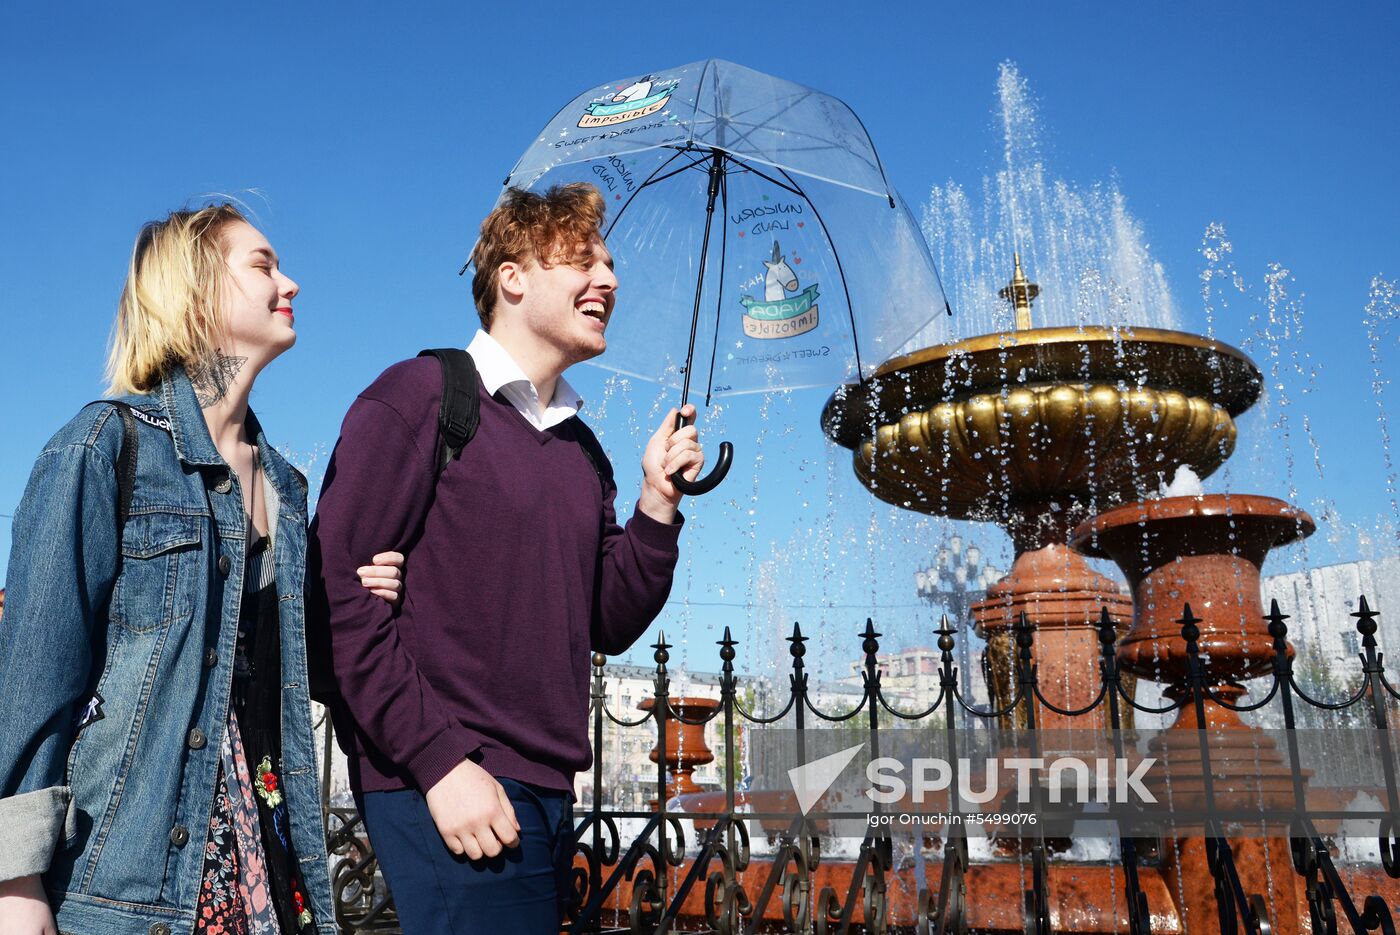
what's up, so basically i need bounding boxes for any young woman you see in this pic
[0,204,403,935]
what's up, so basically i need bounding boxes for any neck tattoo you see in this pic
[190,352,249,409]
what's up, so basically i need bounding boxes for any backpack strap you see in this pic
[111,405,138,532]
[417,349,481,477]
[84,401,142,535]
[566,416,614,491]
[413,349,610,492]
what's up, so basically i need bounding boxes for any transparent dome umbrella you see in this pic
[494,59,952,494]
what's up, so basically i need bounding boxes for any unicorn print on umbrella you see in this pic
[579,74,678,128]
[740,240,821,340]
[613,75,656,103]
[761,240,798,301]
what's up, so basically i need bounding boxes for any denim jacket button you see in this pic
[168,825,189,848]
[204,648,218,667]
[187,728,206,750]
[213,474,233,494]
[218,555,232,575]
[151,924,173,935]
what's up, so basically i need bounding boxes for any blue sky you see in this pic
[3,3,1398,673]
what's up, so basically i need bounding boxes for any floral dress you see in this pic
[195,528,316,934]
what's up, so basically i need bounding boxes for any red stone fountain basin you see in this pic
[637,696,722,803]
[1070,494,1314,682]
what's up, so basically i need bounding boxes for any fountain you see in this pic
[821,258,1262,729]
[810,256,1400,934]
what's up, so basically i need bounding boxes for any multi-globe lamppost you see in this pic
[914,535,1000,718]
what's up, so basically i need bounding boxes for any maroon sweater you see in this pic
[308,357,682,794]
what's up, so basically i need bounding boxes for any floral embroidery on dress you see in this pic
[254,756,284,810]
[292,885,313,927]
[254,755,295,851]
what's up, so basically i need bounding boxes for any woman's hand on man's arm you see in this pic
[358,551,406,604]
[0,875,56,935]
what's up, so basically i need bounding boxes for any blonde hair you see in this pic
[105,203,248,394]
[471,184,606,329]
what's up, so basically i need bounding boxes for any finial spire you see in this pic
[1000,252,1040,331]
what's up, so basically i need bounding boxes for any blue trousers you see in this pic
[360,778,576,935]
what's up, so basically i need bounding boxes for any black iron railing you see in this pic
[320,597,1400,934]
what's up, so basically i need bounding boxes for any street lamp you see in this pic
[915,537,1000,717]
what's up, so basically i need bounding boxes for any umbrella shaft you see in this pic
[679,149,725,410]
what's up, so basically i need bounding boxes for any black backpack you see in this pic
[416,348,611,488]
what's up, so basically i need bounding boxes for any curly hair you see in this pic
[470,183,607,329]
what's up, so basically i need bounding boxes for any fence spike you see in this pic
[936,616,957,663]
[1266,599,1290,653]
[1096,606,1117,652]
[1178,603,1203,656]
[1352,594,1381,647]
[788,621,808,656]
[862,618,882,656]
[1014,611,1035,654]
[717,627,736,664]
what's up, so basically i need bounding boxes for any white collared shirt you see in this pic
[465,330,584,431]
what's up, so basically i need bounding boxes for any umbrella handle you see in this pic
[670,440,733,496]
[667,409,732,496]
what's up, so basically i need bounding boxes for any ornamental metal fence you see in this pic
[319,597,1400,935]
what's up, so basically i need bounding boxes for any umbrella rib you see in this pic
[689,59,716,150]
[715,85,894,190]
[772,163,867,382]
[715,116,882,176]
[834,93,897,203]
[690,102,882,174]
[686,88,880,174]
[695,87,811,126]
[690,89,878,173]
[721,153,806,200]
[698,122,888,195]
[635,152,713,190]
[703,89,815,154]
[602,147,695,241]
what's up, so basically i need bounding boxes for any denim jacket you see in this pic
[0,369,335,935]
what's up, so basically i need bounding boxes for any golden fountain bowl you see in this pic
[821,326,1262,525]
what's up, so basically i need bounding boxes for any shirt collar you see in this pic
[465,330,584,412]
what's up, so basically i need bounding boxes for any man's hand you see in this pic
[0,875,56,935]
[639,404,706,523]
[357,551,405,604]
[423,759,521,860]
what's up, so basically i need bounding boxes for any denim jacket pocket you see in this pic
[110,510,203,634]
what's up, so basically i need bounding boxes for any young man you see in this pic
[308,183,703,933]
